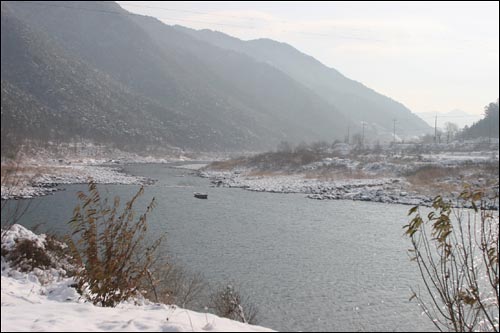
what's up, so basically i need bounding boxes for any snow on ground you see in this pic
[0,143,196,200]
[1,161,209,200]
[0,225,274,332]
[1,164,153,200]
[420,151,499,165]
[201,170,433,206]
[201,150,499,208]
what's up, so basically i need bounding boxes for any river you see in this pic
[2,163,436,332]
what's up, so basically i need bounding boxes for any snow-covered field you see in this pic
[420,151,499,165]
[0,225,274,332]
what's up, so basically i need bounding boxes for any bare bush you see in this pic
[144,261,208,309]
[210,284,258,324]
[405,187,499,332]
[1,161,33,238]
[1,228,74,278]
[4,238,52,272]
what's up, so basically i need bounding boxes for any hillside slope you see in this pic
[176,27,432,138]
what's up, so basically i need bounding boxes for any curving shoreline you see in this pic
[199,169,499,210]
[1,163,154,200]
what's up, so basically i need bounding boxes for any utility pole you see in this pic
[392,118,397,145]
[434,114,438,144]
[346,124,350,144]
[488,119,491,146]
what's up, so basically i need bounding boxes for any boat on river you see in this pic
[194,192,208,199]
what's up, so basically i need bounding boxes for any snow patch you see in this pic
[1,225,275,332]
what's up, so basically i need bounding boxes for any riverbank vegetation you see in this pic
[405,187,499,332]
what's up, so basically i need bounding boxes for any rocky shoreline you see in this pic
[1,164,154,200]
[199,169,499,209]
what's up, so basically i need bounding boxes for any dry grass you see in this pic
[303,169,375,181]
[1,162,76,186]
[1,163,63,176]
[406,164,499,196]
[246,170,288,177]
[208,158,246,171]
[406,166,457,186]
[406,166,462,195]
[469,162,499,183]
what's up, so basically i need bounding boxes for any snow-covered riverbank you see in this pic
[0,224,274,332]
[0,161,215,200]
[200,170,437,206]
[0,142,190,199]
[0,142,230,200]
[0,162,155,200]
[200,150,499,209]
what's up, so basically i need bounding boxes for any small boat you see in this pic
[194,192,208,199]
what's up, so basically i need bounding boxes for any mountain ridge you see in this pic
[1,1,431,154]
[175,26,431,138]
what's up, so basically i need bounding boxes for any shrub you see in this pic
[5,238,52,272]
[66,181,163,307]
[405,187,499,331]
[1,227,74,278]
[144,262,208,309]
[209,284,258,324]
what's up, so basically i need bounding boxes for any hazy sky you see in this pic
[118,1,499,122]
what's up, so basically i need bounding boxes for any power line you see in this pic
[12,1,386,41]
[118,2,268,23]
[15,1,257,29]
[120,3,385,40]
[13,1,492,49]
[119,2,499,51]
[119,3,385,41]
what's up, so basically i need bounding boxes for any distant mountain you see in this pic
[417,109,481,129]
[1,1,431,154]
[175,27,432,139]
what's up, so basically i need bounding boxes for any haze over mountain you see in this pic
[175,27,432,138]
[1,1,431,154]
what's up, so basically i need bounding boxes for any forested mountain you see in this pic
[1,1,431,154]
[460,100,499,140]
[1,3,194,152]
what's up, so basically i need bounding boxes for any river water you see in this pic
[2,163,436,332]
